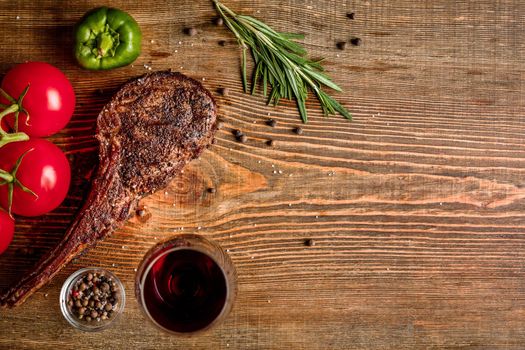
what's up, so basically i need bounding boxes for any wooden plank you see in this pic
[1,0,525,348]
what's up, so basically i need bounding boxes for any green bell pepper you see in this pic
[75,7,142,70]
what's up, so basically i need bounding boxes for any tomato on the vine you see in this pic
[0,209,14,254]
[0,62,76,137]
[0,139,71,217]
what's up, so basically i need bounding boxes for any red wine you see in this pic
[142,249,227,333]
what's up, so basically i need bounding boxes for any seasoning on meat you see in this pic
[0,71,217,307]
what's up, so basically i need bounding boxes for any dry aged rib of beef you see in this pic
[0,71,217,307]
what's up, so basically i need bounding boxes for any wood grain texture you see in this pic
[1,0,525,348]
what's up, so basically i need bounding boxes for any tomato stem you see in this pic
[0,148,37,216]
[0,170,13,183]
[0,86,30,148]
[0,104,19,121]
[0,132,29,148]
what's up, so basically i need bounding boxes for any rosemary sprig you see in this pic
[213,0,351,123]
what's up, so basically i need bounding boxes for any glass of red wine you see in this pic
[135,234,237,335]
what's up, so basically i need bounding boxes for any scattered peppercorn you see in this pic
[233,129,243,137]
[346,12,355,20]
[237,134,248,143]
[213,17,224,26]
[217,87,229,96]
[305,239,315,247]
[208,187,216,194]
[218,40,226,46]
[350,37,362,46]
[136,209,146,217]
[184,27,197,36]
[266,119,277,127]
[66,271,120,324]
[293,126,303,135]
[266,139,275,147]
[336,41,347,50]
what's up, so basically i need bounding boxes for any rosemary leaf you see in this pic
[214,1,352,122]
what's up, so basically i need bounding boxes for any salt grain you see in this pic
[15,15,20,20]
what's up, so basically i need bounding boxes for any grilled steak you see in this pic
[0,71,217,307]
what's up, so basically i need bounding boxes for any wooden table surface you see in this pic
[1,0,525,349]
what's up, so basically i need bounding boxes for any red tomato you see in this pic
[0,209,14,254]
[0,62,76,137]
[0,139,71,217]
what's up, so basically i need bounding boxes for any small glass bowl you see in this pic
[60,267,126,332]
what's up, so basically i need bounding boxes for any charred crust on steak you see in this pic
[0,71,217,307]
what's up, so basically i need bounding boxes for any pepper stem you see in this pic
[95,24,120,58]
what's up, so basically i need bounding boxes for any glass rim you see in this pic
[135,234,236,336]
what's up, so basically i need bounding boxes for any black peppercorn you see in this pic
[237,134,248,143]
[350,37,362,46]
[184,27,197,36]
[293,126,303,135]
[217,87,229,96]
[266,119,277,127]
